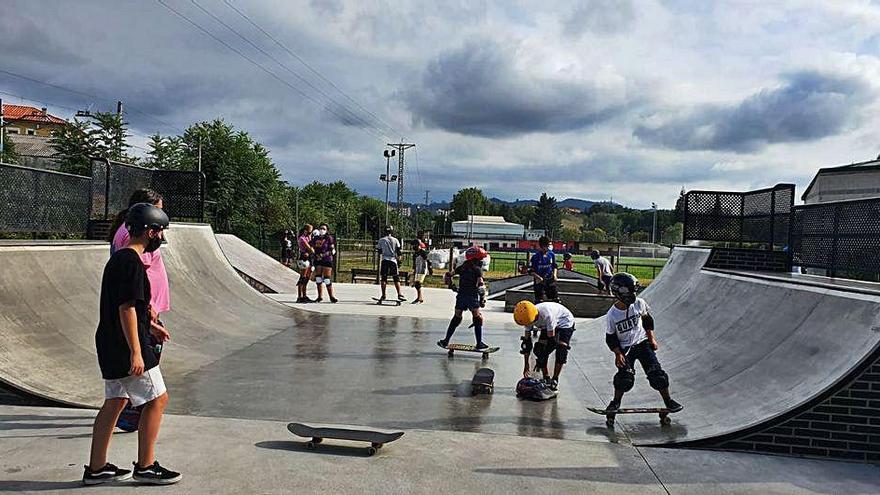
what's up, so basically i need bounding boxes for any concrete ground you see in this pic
[1,405,878,495]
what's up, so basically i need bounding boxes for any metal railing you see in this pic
[683,184,794,247]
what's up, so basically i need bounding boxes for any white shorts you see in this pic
[104,366,167,407]
[414,272,427,284]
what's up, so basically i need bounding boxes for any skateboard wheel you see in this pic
[481,353,489,359]
[372,443,383,449]
[367,447,377,456]
[660,416,672,426]
[306,441,316,450]
[447,350,454,356]
[312,437,323,444]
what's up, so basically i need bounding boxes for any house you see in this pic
[2,104,67,137]
[802,157,880,204]
[450,215,524,249]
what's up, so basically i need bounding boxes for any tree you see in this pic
[587,212,622,238]
[661,222,684,245]
[50,119,95,176]
[630,230,650,242]
[450,187,491,221]
[674,188,687,223]
[147,134,184,170]
[1,130,18,164]
[533,192,562,238]
[559,227,581,242]
[91,111,132,162]
[581,227,607,242]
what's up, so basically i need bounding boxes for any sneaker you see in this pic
[606,399,621,413]
[664,399,683,413]
[133,461,182,485]
[411,299,420,304]
[475,342,489,350]
[82,463,132,485]
[302,297,315,303]
[546,378,558,391]
[329,297,338,303]
[397,295,407,301]
[314,297,323,303]
[437,339,449,348]
[296,297,304,303]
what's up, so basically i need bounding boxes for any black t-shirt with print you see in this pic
[95,248,157,380]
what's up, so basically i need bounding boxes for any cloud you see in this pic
[562,0,636,37]
[633,71,875,152]
[404,40,635,138]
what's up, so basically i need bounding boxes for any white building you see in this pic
[450,215,524,249]
[802,158,880,204]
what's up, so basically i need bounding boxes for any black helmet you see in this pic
[590,250,600,259]
[384,225,394,235]
[125,203,169,234]
[610,272,639,305]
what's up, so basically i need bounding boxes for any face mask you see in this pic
[145,234,163,253]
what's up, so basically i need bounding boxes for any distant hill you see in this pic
[417,197,616,214]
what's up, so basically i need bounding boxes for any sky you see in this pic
[3,0,880,209]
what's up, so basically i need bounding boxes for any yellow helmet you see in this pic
[513,300,539,326]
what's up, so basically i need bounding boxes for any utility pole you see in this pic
[116,100,123,116]
[651,202,658,246]
[380,149,397,227]
[0,97,4,160]
[386,142,415,220]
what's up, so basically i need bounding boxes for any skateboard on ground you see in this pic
[587,406,676,427]
[372,297,401,306]
[287,422,404,456]
[444,343,500,360]
[471,368,495,395]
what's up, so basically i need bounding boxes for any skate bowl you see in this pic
[216,233,300,294]
[503,289,616,317]
[571,246,880,447]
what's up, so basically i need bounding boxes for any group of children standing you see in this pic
[283,223,338,303]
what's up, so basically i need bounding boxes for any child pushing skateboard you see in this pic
[84,203,181,485]
[513,300,576,391]
[603,272,682,414]
[437,246,491,350]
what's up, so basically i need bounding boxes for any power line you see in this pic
[156,0,387,141]
[221,0,404,139]
[0,68,183,134]
[188,0,391,140]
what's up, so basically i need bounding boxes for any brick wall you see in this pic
[715,350,880,462]
[705,247,789,272]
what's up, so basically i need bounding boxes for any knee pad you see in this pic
[413,281,422,290]
[520,336,533,356]
[323,278,331,286]
[555,342,569,364]
[613,369,635,392]
[315,276,324,285]
[471,314,483,328]
[646,367,669,390]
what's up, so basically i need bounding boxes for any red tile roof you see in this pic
[1,104,66,125]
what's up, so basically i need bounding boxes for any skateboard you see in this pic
[287,422,404,456]
[445,343,500,360]
[372,297,402,306]
[116,331,164,432]
[471,368,495,395]
[587,407,676,427]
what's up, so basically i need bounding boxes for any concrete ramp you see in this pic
[573,247,880,446]
[0,225,299,407]
[216,233,300,293]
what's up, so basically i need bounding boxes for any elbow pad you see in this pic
[643,313,655,332]
[605,333,621,352]
[520,336,533,356]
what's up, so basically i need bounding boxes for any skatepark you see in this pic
[2,222,880,493]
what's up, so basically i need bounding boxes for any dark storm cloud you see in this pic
[0,13,85,65]
[634,71,875,152]
[562,0,636,37]
[404,40,634,138]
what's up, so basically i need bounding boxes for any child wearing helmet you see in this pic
[529,236,558,302]
[591,250,614,294]
[604,272,682,413]
[411,239,432,304]
[437,246,491,350]
[513,300,576,391]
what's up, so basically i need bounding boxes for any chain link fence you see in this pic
[683,184,794,247]
[0,162,92,234]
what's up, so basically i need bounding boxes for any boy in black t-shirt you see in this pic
[84,203,181,486]
[437,247,491,350]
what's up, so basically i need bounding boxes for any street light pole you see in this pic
[651,202,658,246]
[381,149,396,227]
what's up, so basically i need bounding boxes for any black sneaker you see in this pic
[664,399,683,413]
[397,295,407,301]
[133,461,181,485]
[314,297,323,303]
[296,297,304,303]
[302,297,315,303]
[475,342,489,350]
[329,297,338,303]
[82,463,132,485]
[606,399,621,413]
[546,378,558,391]
[437,339,449,348]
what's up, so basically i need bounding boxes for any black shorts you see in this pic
[380,259,399,281]
[314,259,333,268]
[281,248,293,260]
[534,279,558,301]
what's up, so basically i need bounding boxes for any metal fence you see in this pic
[790,197,880,279]
[90,158,205,221]
[0,162,92,234]
[683,184,794,247]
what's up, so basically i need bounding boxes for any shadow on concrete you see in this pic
[0,414,93,431]
[474,466,657,483]
[255,440,375,458]
[0,480,85,491]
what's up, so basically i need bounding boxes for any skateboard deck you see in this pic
[372,297,401,306]
[587,407,676,427]
[445,343,500,359]
[287,422,404,456]
[471,368,495,395]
